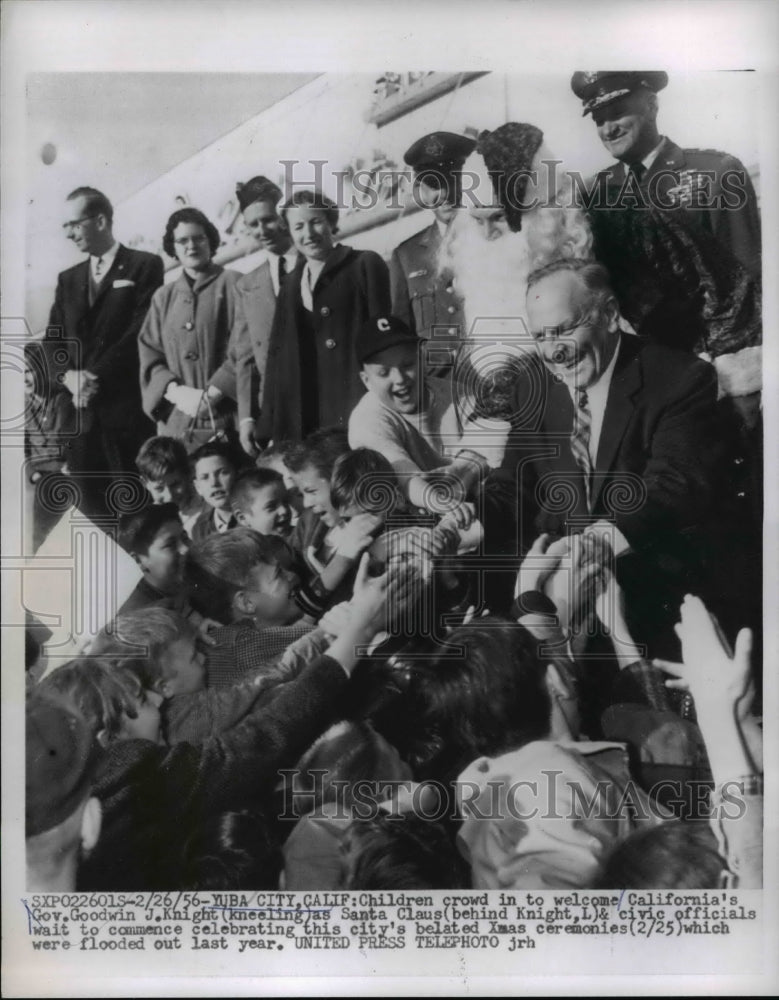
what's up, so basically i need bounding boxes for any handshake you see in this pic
[62,369,99,408]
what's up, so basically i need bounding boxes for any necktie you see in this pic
[89,257,104,306]
[570,389,593,509]
[278,255,287,281]
[628,162,646,184]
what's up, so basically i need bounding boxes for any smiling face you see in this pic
[290,463,339,528]
[194,455,236,511]
[62,194,110,255]
[242,198,292,256]
[172,221,212,273]
[285,206,336,262]
[592,89,660,165]
[416,177,457,225]
[360,344,421,416]
[235,482,292,537]
[240,561,301,627]
[136,519,190,594]
[527,270,619,391]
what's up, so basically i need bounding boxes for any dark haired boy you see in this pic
[118,502,191,614]
[190,440,239,541]
[230,467,293,538]
[135,435,204,535]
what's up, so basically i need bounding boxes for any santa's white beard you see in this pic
[443,213,533,345]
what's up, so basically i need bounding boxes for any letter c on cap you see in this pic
[377,318,391,332]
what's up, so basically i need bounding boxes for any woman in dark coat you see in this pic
[258,189,391,442]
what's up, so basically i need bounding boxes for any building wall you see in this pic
[26,70,760,330]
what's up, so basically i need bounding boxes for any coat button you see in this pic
[448,327,457,335]
[184,321,194,331]
[184,351,199,361]
[325,338,336,349]
[320,306,331,317]
[447,306,456,314]
[445,285,454,294]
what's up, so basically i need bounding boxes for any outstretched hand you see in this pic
[654,594,754,717]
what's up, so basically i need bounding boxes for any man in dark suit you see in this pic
[211,176,298,456]
[390,131,476,375]
[571,70,762,280]
[47,186,164,518]
[486,258,755,653]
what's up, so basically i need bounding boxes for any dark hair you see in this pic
[280,189,339,233]
[229,467,284,513]
[330,448,404,518]
[135,435,191,481]
[596,821,727,889]
[405,618,551,782]
[190,439,239,472]
[67,186,113,224]
[342,813,470,889]
[283,427,350,480]
[288,721,410,817]
[162,207,221,259]
[38,657,151,740]
[236,175,283,212]
[177,809,282,890]
[118,502,182,556]
[187,527,295,623]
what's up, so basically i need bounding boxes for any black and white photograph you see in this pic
[2,1,777,996]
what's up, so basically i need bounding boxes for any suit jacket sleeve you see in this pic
[390,247,414,331]
[212,289,255,421]
[615,359,724,550]
[206,273,242,402]
[89,253,164,384]
[138,286,178,420]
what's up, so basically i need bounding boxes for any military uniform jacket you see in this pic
[390,220,465,370]
[47,244,164,430]
[258,244,391,442]
[594,137,762,279]
[138,264,240,437]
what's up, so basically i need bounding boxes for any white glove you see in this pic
[165,383,205,418]
[63,370,98,408]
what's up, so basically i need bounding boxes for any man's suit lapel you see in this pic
[592,334,642,509]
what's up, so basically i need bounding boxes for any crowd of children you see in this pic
[26,417,763,893]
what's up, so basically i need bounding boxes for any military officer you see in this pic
[571,70,762,279]
[390,131,476,375]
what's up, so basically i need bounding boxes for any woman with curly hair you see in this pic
[139,207,241,447]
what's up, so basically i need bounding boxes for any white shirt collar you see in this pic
[90,240,119,279]
[640,136,666,173]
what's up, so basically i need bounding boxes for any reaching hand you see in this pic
[239,420,260,457]
[319,601,352,640]
[514,533,572,599]
[654,594,754,717]
[332,513,383,560]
